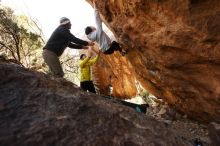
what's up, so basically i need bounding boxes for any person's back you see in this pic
[44,25,71,57]
[79,49,100,93]
[80,54,99,81]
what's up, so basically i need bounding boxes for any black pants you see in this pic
[104,41,122,55]
[80,81,96,93]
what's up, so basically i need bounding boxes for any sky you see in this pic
[1,0,96,39]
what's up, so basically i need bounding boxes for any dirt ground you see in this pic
[116,85,213,146]
[145,96,211,146]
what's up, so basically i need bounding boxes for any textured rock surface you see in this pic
[0,62,190,146]
[93,53,137,98]
[208,122,220,146]
[87,0,220,123]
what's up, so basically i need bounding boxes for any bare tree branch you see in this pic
[0,41,17,59]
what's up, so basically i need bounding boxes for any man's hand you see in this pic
[87,48,93,58]
[82,46,89,49]
[88,42,95,46]
[90,47,100,54]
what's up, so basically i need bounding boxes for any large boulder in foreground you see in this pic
[0,62,189,145]
[87,0,220,123]
[209,122,220,146]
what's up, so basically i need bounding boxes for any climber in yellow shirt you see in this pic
[79,48,100,93]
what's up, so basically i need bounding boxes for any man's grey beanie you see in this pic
[60,17,70,25]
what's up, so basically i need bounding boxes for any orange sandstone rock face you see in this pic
[93,52,137,98]
[88,0,220,123]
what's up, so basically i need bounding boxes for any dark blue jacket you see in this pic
[44,25,88,56]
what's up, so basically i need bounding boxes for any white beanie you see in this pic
[60,17,70,25]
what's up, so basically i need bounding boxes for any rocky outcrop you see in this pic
[93,53,137,98]
[87,0,220,123]
[0,62,190,145]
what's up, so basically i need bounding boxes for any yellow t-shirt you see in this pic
[79,56,99,82]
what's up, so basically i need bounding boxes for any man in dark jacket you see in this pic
[42,17,93,77]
